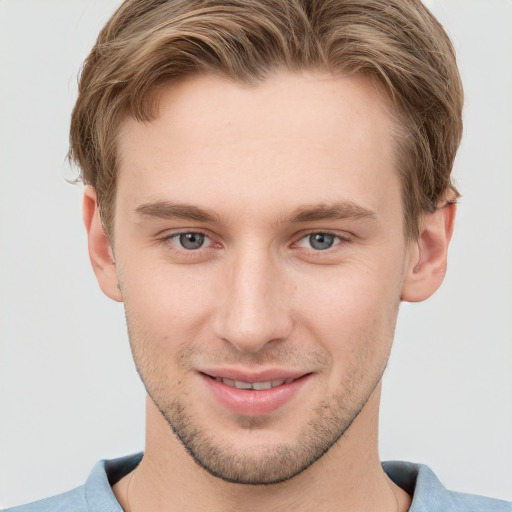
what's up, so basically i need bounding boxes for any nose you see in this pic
[213,246,293,353]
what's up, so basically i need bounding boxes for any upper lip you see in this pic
[199,368,311,383]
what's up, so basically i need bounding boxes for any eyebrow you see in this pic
[284,202,377,224]
[135,201,220,223]
[134,200,376,225]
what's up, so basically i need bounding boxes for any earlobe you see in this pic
[401,200,456,303]
[83,186,122,302]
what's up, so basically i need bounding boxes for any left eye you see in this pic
[172,232,207,250]
[298,233,340,251]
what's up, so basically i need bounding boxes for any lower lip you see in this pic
[201,373,312,416]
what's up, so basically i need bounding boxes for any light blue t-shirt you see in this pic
[3,453,511,511]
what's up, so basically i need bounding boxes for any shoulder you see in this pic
[2,453,142,512]
[2,486,88,512]
[447,490,512,512]
[383,461,512,512]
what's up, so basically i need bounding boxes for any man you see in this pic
[4,0,511,511]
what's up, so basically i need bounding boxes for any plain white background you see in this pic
[0,0,511,507]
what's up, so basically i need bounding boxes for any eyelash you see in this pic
[160,230,350,252]
[158,230,216,253]
[295,231,349,252]
[158,230,351,255]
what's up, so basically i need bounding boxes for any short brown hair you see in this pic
[69,0,463,239]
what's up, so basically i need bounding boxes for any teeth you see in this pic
[234,380,253,390]
[216,377,296,390]
[252,381,273,390]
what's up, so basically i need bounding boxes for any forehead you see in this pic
[116,71,400,226]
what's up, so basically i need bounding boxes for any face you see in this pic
[111,71,410,484]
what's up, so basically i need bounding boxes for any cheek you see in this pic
[294,259,403,356]
[118,260,218,350]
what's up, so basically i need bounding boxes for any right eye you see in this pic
[170,232,208,250]
[304,233,337,250]
[295,232,347,251]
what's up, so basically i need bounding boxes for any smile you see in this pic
[212,376,297,390]
[201,371,312,415]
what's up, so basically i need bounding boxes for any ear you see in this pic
[401,201,456,303]
[83,186,122,302]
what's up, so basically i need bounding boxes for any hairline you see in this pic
[101,67,419,244]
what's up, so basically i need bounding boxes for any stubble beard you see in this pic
[129,329,389,486]
[150,379,382,485]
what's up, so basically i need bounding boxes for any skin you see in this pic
[84,71,455,512]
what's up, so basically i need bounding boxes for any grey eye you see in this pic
[309,233,335,250]
[178,233,205,250]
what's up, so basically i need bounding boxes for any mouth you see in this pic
[199,370,313,415]
[207,375,299,390]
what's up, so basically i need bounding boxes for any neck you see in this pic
[114,385,410,512]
